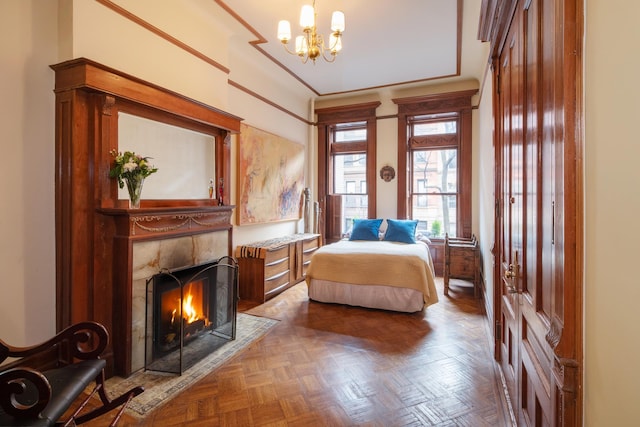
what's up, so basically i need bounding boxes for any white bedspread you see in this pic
[305,240,439,310]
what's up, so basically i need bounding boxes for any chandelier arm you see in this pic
[321,50,337,63]
[280,41,299,57]
[327,31,343,51]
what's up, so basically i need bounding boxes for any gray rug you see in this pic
[104,313,279,418]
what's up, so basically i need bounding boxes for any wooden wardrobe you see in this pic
[479,0,583,425]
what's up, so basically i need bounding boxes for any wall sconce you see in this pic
[380,165,396,182]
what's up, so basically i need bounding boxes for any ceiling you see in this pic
[219,0,488,97]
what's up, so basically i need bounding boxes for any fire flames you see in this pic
[170,288,202,327]
[158,278,210,353]
[182,293,199,323]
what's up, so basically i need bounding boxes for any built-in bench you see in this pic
[0,321,144,426]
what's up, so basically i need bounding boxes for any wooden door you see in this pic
[496,12,524,417]
[497,0,554,426]
[492,0,583,425]
[484,0,583,423]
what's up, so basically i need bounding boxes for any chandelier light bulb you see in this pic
[277,20,291,41]
[300,5,315,29]
[331,11,345,33]
[295,36,307,55]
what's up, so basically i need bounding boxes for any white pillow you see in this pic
[415,231,432,244]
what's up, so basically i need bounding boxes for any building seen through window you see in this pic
[409,115,459,238]
[332,122,368,234]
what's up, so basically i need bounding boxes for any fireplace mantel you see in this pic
[99,205,234,240]
[105,205,235,376]
[51,58,242,377]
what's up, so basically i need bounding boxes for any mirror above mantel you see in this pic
[117,112,216,200]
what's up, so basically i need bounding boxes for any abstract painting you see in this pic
[237,124,305,225]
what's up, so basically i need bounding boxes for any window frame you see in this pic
[315,102,380,243]
[393,90,476,239]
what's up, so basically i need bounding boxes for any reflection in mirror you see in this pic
[118,113,215,200]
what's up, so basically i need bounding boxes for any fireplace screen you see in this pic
[145,256,238,375]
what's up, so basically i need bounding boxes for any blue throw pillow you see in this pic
[383,219,419,243]
[349,219,384,241]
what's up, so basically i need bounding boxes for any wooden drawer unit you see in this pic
[444,234,479,297]
[298,234,321,279]
[264,247,291,294]
[236,233,321,303]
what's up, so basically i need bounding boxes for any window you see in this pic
[332,123,368,229]
[315,102,380,243]
[416,178,428,207]
[394,91,475,239]
[411,140,459,238]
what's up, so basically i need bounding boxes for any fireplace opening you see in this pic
[154,277,210,355]
[145,256,238,375]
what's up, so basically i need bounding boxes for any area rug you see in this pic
[103,313,279,418]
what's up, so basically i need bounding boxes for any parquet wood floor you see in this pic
[82,278,512,426]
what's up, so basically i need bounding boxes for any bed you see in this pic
[305,219,439,313]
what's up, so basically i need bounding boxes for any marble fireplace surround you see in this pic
[101,206,235,377]
[131,230,229,373]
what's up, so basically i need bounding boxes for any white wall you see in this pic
[476,73,495,319]
[0,0,57,346]
[584,0,640,424]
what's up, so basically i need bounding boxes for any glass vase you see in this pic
[125,176,145,209]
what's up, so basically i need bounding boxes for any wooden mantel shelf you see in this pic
[98,205,234,240]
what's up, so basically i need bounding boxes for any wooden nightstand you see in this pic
[444,234,479,297]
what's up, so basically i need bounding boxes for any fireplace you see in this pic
[145,256,238,375]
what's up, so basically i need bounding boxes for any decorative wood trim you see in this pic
[52,58,240,377]
[228,79,311,124]
[477,0,519,58]
[99,206,234,239]
[552,355,580,426]
[50,58,242,133]
[393,89,478,113]
[95,0,229,74]
[315,102,382,123]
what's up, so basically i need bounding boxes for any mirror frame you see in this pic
[51,57,242,210]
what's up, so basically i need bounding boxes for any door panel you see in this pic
[497,13,522,415]
[519,1,555,425]
[495,2,555,426]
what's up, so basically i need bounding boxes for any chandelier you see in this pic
[276,1,345,64]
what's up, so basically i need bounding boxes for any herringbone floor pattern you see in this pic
[83,278,511,426]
